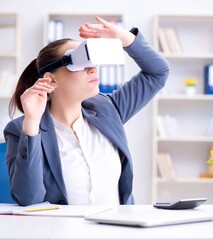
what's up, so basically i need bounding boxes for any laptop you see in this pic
[85,205,213,228]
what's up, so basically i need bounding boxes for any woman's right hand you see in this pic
[21,78,55,136]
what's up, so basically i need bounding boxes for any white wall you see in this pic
[1,0,212,203]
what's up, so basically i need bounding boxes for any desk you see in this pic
[0,205,213,240]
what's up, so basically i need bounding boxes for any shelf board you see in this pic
[0,51,18,57]
[157,137,213,143]
[157,177,213,183]
[157,14,213,20]
[160,53,213,60]
[156,94,213,101]
[0,96,12,99]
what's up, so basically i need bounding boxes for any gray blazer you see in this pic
[4,29,169,206]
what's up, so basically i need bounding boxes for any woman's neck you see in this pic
[49,101,82,130]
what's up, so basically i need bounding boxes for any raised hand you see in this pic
[21,78,56,135]
[79,16,135,47]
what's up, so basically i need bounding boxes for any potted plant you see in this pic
[183,78,198,96]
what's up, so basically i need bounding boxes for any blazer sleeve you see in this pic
[109,28,170,124]
[4,119,46,206]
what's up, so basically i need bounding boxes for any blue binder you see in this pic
[204,64,213,94]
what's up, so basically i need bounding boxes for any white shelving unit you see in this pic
[152,15,213,203]
[0,13,21,142]
[43,13,123,44]
[43,13,125,93]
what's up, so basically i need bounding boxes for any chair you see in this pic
[0,142,14,203]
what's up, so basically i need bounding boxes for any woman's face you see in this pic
[50,40,99,102]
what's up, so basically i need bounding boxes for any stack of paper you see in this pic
[0,202,112,217]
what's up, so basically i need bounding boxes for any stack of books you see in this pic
[158,27,182,54]
[157,152,176,180]
[0,26,15,51]
[48,20,64,43]
[156,114,180,138]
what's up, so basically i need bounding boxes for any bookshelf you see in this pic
[43,13,125,93]
[0,13,21,142]
[152,15,213,203]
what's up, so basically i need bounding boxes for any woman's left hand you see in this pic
[79,16,135,47]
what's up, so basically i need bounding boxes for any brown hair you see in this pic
[9,38,74,118]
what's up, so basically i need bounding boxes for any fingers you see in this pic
[84,23,105,31]
[34,78,56,92]
[95,16,112,27]
[37,78,51,83]
[79,24,104,38]
[79,16,120,40]
[81,16,109,31]
[23,78,56,97]
[79,28,102,39]
[79,25,111,39]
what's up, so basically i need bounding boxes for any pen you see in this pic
[24,206,60,212]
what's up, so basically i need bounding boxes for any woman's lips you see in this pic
[89,78,99,84]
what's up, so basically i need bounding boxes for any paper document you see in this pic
[0,203,21,214]
[13,202,112,217]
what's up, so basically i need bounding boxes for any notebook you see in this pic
[85,205,213,228]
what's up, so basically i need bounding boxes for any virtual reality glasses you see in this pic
[38,38,125,77]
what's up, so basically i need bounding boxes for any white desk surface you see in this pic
[0,204,213,240]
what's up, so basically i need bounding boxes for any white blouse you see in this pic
[52,113,121,205]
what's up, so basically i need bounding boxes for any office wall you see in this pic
[0,0,212,203]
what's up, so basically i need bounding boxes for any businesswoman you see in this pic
[4,16,169,206]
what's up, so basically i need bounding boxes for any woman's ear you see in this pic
[43,72,58,87]
[43,72,53,80]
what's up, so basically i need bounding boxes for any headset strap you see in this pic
[38,55,72,77]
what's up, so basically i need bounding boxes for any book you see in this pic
[156,115,180,138]
[164,28,182,53]
[115,65,123,89]
[48,20,64,43]
[55,20,64,40]
[156,115,167,138]
[157,152,176,180]
[158,28,170,54]
[204,64,213,94]
[48,20,56,43]
[164,114,180,138]
[0,27,15,51]
[0,71,16,97]
[99,67,109,93]
[206,117,213,136]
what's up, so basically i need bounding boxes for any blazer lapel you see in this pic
[40,108,67,200]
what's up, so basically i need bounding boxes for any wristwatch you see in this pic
[129,27,138,35]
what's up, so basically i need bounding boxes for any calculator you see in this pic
[153,198,207,210]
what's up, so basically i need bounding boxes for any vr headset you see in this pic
[38,38,125,77]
